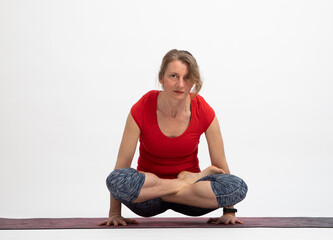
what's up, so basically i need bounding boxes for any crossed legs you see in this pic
[106,167,247,217]
[133,166,224,209]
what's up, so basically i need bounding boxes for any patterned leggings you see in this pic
[106,168,248,217]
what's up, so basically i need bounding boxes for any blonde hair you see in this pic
[158,49,202,96]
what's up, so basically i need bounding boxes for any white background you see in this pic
[1,0,332,219]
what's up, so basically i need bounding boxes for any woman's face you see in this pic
[160,60,194,99]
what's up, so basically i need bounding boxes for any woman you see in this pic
[99,49,248,226]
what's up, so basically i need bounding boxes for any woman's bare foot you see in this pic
[177,166,225,184]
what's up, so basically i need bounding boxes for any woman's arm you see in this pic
[205,117,243,224]
[99,112,140,226]
[204,117,230,174]
[114,112,141,170]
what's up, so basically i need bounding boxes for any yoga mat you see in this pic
[1,217,332,230]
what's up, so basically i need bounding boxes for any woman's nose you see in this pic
[177,77,185,87]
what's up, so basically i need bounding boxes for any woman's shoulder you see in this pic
[132,90,159,112]
[134,90,159,106]
[142,90,159,100]
[191,93,215,131]
[191,93,211,108]
[191,93,215,116]
[131,90,159,128]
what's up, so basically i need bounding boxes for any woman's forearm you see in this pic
[109,194,122,217]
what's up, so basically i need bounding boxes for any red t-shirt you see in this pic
[131,90,215,179]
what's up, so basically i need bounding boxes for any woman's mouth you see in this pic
[174,91,184,94]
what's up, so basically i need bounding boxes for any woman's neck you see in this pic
[157,91,191,118]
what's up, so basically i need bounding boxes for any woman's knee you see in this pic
[200,174,248,207]
[216,174,248,207]
[106,168,145,203]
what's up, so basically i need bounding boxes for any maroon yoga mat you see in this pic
[1,217,333,229]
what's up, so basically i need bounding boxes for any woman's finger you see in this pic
[236,218,243,224]
[98,221,106,226]
[213,218,222,224]
[118,219,127,226]
[207,218,217,224]
[125,218,138,224]
[99,218,138,227]
[216,219,224,224]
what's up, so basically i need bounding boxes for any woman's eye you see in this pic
[170,74,177,78]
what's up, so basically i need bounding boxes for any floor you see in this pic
[1,228,333,240]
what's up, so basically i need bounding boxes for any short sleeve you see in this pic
[195,94,215,132]
[130,90,157,130]
[131,96,145,130]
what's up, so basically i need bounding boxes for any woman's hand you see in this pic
[207,214,243,225]
[98,215,138,226]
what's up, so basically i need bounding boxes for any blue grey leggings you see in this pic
[106,168,248,217]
